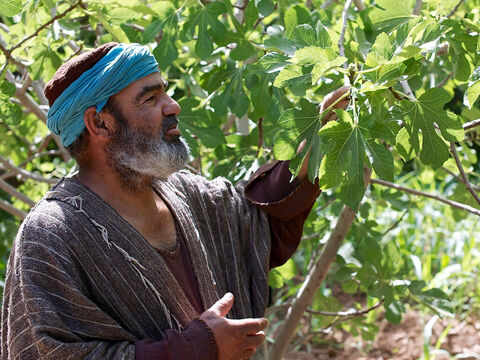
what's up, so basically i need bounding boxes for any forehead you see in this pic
[112,72,166,100]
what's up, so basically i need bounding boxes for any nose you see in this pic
[163,95,181,116]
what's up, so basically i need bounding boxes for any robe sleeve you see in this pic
[244,161,321,268]
[134,319,217,360]
[1,213,137,359]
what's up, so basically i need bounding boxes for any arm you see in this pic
[245,86,350,268]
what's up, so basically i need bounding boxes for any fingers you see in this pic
[240,317,268,335]
[320,86,351,125]
[321,85,350,110]
[208,292,234,317]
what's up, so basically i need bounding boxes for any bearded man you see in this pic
[1,43,347,360]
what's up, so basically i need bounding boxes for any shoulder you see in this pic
[164,170,244,199]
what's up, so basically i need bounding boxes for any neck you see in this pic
[76,163,158,218]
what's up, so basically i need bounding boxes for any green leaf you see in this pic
[284,7,298,39]
[293,24,316,47]
[0,81,16,97]
[276,258,297,279]
[257,0,274,16]
[398,88,463,169]
[273,64,303,87]
[152,16,179,70]
[0,0,22,17]
[395,127,416,161]
[464,66,480,108]
[258,52,289,73]
[273,100,320,159]
[385,300,405,324]
[182,2,227,59]
[369,0,415,32]
[264,37,296,55]
[363,139,394,181]
[0,93,22,125]
[311,56,347,83]
[316,21,332,48]
[318,111,365,210]
[268,269,284,288]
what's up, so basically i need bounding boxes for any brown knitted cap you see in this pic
[44,42,119,107]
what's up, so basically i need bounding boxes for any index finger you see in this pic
[231,317,269,335]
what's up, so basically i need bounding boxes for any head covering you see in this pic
[45,43,160,146]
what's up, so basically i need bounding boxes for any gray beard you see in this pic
[105,122,190,192]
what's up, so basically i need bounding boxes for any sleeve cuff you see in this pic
[134,319,218,360]
[183,319,218,360]
[244,161,321,220]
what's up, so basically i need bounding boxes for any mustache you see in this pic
[161,115,179,132]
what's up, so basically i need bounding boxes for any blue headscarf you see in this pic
[47,43,159,146]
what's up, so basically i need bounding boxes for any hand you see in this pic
[199,293,268,360]
[320,85,350,125]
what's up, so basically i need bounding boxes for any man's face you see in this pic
[104,73,190,191]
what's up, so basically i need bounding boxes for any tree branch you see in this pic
[270,167,372,360]
[9,0,83,53]
[413,0,422,15]
[0,178,35,206]
[371,178,480,217]
[0,155,58,184]
[463,119,480,131]
[0,198,26,220]
[338,0,354,66]
[446,0,464,18]
[353,0,365,11]
[450,142,480,207]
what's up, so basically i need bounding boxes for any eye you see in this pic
[144,96,155,104]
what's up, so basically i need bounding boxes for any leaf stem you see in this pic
[449,142,480,207]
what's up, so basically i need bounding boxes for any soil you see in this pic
[284,312,480,360]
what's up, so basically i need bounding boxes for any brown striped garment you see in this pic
[1,170,271,359]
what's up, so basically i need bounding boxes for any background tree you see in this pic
[1,0,479,358]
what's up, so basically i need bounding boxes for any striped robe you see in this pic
[1,171,271,359]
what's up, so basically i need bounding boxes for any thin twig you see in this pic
[338,0,354,67]
[9,0,83,53]
[450,142,480,206]
[441,166,480,192]
[463,119,480,131]
[0,36,27,72]
[436,72,454,88]
[0,155,58,184]
[382,210,409,236]
[306,299,384,317]
[371,178,480,217]
[0,198,26,220]
[446,0,464,18]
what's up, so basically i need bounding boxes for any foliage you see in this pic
[1,0,480,356]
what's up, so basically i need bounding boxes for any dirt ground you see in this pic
[285,311,480,360]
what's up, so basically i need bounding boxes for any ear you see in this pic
[84,106,115,141]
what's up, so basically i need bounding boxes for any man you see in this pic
[1,43,346,360]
